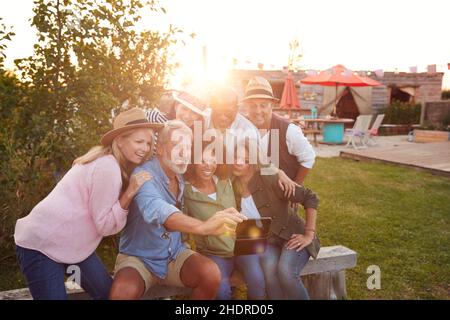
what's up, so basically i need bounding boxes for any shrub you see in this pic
[442,111,450,130]
[0,0,184,257]
[442,90,450,100]
[379,101,421,125]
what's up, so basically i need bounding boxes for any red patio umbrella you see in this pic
[280,72,300,113]
[300,64,381,117]
[279,72,300,118]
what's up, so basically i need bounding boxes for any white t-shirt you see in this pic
[205,112,257,135]
[205,112,315,169]
[207,193,217,201]
[190,176,219,200]
[240,195,261,219]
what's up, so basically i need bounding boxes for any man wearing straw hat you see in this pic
[243,76,315,184]
[205,85,298,195]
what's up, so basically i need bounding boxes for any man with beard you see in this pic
[109,120,246,300]
[243,76,316,184]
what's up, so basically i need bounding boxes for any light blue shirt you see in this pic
[119,157,186,279]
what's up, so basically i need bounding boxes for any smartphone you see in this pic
[234,217,272,256]
[235,217,272,239]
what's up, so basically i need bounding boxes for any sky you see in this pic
[1,0,450,88]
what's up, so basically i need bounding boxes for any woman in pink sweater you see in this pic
[14,108,162,300]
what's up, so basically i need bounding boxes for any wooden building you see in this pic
[229,69,444,120]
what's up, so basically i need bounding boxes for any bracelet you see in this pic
[305,228,316,234]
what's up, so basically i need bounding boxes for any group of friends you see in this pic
[14,76,320,300]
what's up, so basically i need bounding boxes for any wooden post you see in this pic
[302,270,347,300]
[420,100,426,126]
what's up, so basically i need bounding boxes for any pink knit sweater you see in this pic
[14,155,128,264]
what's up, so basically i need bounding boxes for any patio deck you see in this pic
[339,140,450,178]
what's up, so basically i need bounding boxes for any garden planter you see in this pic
[413,129,450,143]
[379,124,413,135]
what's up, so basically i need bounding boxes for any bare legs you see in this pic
[109,253,220,300]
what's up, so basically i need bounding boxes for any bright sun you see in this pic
[171,49,233,92]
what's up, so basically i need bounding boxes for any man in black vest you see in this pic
[243,76,316,184]
[206,86,297,196]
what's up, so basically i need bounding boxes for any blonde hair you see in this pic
[73,129,154,190]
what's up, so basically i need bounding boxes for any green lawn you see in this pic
[1,157,449,299]
[307,157,450,299]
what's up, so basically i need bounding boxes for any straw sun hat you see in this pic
[100,108,163,146]
[172,91,210,117]
[242,76,279,101]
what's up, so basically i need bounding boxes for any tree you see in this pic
[287,38,303,72]
[0,0,181,254]
[14,0,179,167]
[0,18,15,71]
[66,0,180,153]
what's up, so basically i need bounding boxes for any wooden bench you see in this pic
[0,245,356,300]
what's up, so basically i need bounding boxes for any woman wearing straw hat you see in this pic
[14,108,162,300]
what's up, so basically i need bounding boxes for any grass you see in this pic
[306,157,450,299]
[1,157,449,299]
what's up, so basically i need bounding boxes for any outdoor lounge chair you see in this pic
[363,114,385,146]
[344,115,372,149]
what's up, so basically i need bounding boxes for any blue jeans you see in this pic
[260,236,311,300]
[16,245,112,300]
[208,254,266,300]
